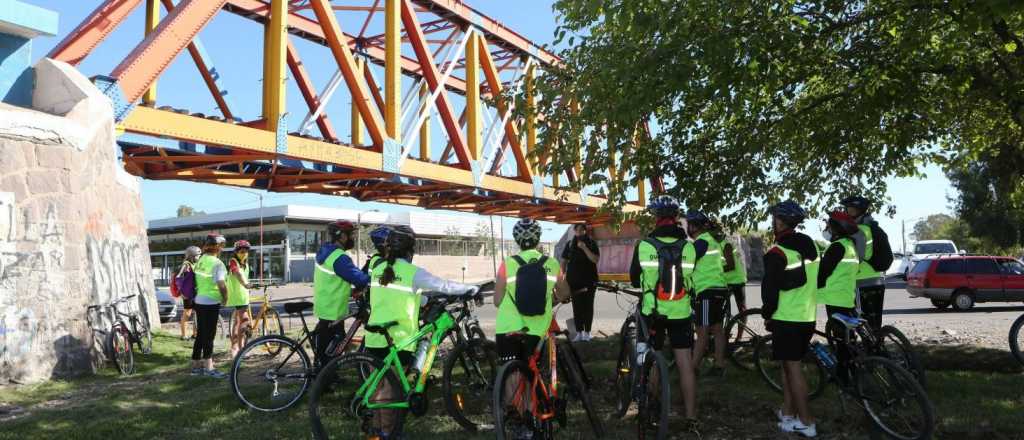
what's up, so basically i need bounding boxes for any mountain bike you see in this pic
[492,303,603,440]
[86,294,153,375]
[228,280,284,354]
[1008,312,1024,366]
[230,295,367,412]
[441,294,499,432]
[308,291,490,439]
[809,313,935,440]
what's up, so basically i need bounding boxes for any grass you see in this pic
[1,331,1023,439]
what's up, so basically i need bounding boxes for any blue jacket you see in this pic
[316,244,370,289]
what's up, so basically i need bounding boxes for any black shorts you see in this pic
[641,314,694,350]
[693,289,729,327]
[496,333,542,362]
[770,321,815,361]
[182,298,194,310]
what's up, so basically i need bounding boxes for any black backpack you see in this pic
[866,223,894,272]
[510,255,549,316]
[643,238,688,303]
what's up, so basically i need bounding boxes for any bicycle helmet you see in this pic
[768,200,807,226]
[386,225,417,256]
[839,196,871,212]
[184,246,202,258]
[513,218,542,249]
[684,209,711,226]
[648,194,680,218]
[826,211,859,236]
[369,225,392,250]
[234,240,252,250]
[204,233,226,246]
[326,220,356,242]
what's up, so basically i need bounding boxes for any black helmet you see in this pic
[387,225,416,256]
[648,194,680,218]
[684,210,710,226]
[204,233,226,247]
[326,220,356,242]
[839,196,871,212]
[513,218,542,249]
[768,200,807,226]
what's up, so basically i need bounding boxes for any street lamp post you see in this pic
[356,209,381,265]
[901,215,930,257]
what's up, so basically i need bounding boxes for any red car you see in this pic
[906,255,1024,310]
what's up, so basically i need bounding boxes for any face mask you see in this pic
[343,237,356,250]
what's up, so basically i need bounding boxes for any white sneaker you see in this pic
[776,409,794,424]
[780,419,817,438]
[582,332,592,341]
[572,333,583,342]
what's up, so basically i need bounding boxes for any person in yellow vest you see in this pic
[712,223,749,314]
[840,196,894,332]
[226,240,253,358]
[629,195,698,429]
[365,225,479,438]
[761,201,819,438]
[313,220,369,368]
[684,210,731,377]
[817,211,861,386]
[191,234,229,378]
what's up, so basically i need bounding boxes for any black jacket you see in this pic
[817,240,848,289]
[761,230,819,320]
[630,224,688,288]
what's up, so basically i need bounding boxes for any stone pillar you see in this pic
[0,1,58,107]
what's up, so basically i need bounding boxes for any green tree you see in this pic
[911,214,955,241]
[525,1,1024,227]
[948,162,1024,250]
[175,205,205,217]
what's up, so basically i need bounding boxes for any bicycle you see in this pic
[809,313,935,440]
[86,294,153,375]
[228,280,285,354]
[308,291,491,439]
[441,293,500,432]
[1008,312,1024,366]
[230,295,367,412]
[492,304,603,440]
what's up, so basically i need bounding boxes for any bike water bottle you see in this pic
[413,339,431,372]
[636,341,648,364]
[811,342,836,369]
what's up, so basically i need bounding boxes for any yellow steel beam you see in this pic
[419,82,430,159]
[385,0,400,140]
[477,36,530,181]
[466,31,481,161]
[352,58,365,145]
[263,0,288,132]
[142,0,159,105]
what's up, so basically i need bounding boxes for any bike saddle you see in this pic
[284,301,313,314]
[365,321,400,334]
[831,313,866,329]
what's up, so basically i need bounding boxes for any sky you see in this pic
[24,1,954,248]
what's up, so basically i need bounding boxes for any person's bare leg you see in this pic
[781,364,794,417]
[712,323,726,368]
[785,361,813,425]
[692,326,709,368]
[238,309,251,350]
[674,348,697,419]
[180,310,188,339]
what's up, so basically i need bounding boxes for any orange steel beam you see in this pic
[287,40,338,141]
[478,37,530,181]
[310,0,386,147]
[110,0,228,104]
[401,0,470,167]
[48,0,142,65]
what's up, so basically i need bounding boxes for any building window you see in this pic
[289,230,306,255]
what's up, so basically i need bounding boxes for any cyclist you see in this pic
[361,225,393,274]
[192,234,229,378]
[313,220,369,368]
[366,225,479,439]
[761,201,818,438]
[840,196,894,332]
[628,195,698,428]
[712,223,748,314]
[685,210,731,377]
[226,240,253,359]
[176,245,201,341]
[817,211,861,385]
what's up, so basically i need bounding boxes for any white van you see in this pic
[900,240,962,278]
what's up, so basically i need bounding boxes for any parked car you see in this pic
[156,288,178,322]
[906,255,1024,310]
[901,240,963,278]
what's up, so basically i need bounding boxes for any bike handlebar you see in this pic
[597,282,642,298]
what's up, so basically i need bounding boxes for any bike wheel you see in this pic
[1010,314,1024,366]
[231,335,311,412]
[110,324,135,375]
[612,316,637,418]
[877,325,925,387]
[855,356,935,440]
[637,350,670,440]
[260,309,285,356]
[724,307,764,371]
[558,344,603,437]
[443,338,498,432]
[310,353,405,440]
[494,360,551,440]
[753,335,827,400]
[136,318,154,355]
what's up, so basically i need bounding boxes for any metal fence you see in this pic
[413,238,553,257]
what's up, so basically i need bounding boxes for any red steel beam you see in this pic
[287,40,338,141]
[48,0,142,65]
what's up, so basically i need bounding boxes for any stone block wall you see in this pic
[0,59,156,384]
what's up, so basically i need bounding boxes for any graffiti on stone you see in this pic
[86,234,148,306]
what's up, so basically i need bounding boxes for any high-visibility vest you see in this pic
[495,249,560,337]
[818,238,859,308]
[771,244,819,323]
[313,249,353,320]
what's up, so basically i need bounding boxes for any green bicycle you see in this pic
[308,291,485,439]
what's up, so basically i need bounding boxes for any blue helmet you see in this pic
[768,200,807,226]
[648,194,680,218]
[370,226,392,251]
[684,209,710,226]
[839,196,871,212]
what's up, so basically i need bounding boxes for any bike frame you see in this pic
[508,319,561,423]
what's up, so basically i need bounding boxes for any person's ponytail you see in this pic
[380,254,398,286]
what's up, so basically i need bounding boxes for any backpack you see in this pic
[866,223,894,272]
[175,265,197,301]
[643,238,688,302]
[510,255,550,316]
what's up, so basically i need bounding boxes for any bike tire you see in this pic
[110,324,135,375]
[855,356,935,440]
[1010,313,1024,366]
[136,318,154,355]
[877,325,925,387]
[310,353,405,440]
[636,350,670,440]
[612,315,637,419]
[723,307,764,371]
[230,335,311,412]
[753,335,827,400]
[558,344,603,438]
[443,338,498,432]
[260,308,285,356]
[494,360,552,440]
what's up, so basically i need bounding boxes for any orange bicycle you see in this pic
[492,312,602,439]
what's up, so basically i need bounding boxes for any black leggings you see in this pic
[858,285,886,332]
[191,304,220,361]
[314,318,345,369]
[571,284,596,332]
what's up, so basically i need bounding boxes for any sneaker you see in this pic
[204,369,228,379]
[189,368,203,376]
[583,331,593,341]
[780,419,817,438]
[572,333,583,342]
[776,409,795,424]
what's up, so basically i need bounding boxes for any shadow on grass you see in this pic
[915,343,1024,374]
